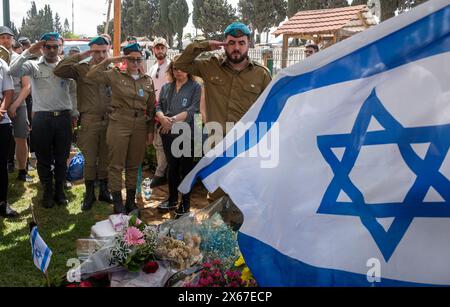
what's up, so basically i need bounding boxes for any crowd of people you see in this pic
[0,21,305,221]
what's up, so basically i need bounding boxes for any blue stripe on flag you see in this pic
[186,4,450,191]
[238,232,445,287]
[31,227,38,258]
[40,248,51,273]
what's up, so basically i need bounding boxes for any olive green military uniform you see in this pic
[86,62,155,192]
[175,41,272,133]
[176,41,272,203]
[54,55,112,182]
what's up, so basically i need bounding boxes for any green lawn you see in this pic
[0,171,112,287]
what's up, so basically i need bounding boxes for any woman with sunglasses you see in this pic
[156,55,201,219]
[86,43,156,216]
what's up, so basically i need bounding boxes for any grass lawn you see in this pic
[0,171,112,287]
[0,166,209,287]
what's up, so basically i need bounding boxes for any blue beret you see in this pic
[89,36,109,46]
[40,32,60,41]
[224,22,251,37]
[123,42,141,54]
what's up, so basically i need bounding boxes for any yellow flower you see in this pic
[234,255,245,267]
[241,267,252,282]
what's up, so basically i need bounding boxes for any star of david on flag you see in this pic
[179,0,450,286]
[317,89,450,262]
[30,225,52,274]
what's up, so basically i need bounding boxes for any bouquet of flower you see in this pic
[109,216,158,272]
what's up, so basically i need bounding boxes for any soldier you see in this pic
[86,43,156,215]
[54,36,114,211]
[175,22,272,203]
[0,54,18,218]
[9,32,79,209]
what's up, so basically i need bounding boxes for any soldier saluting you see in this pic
[54,36,114,211]
[86,43,156,216]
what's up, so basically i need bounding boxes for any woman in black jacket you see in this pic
[156,55,201,218]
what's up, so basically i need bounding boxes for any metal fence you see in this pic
[146,48,306,76]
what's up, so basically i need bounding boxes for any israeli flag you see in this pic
[180,0,450,286]
[31,226,52,274]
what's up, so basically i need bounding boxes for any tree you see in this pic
[157,0,176,47]
[63,18,71,37]
[351,0,367,5]
[193,0,204,32]
[54,13,63,34]
[239,0,286,44]
[194,0,237,40]
[379,0,429,22]
[169,0,190,50]
[19,1,55,41]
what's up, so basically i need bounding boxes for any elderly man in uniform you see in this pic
[0,26,32,182]
[173,22,272,210]
[10,32,79,209]
[54,36,113,211]
[148,37,170,189]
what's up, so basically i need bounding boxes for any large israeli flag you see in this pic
[180,0,450,286]
[30,226,52,274]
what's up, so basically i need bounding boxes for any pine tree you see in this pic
[54,13,63,34]
[169,0,190,49]
[195,0,236,40]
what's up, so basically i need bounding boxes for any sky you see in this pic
[0,0,240,37]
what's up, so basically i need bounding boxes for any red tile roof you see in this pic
[274,5,375,37]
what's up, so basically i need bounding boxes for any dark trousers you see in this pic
[0,124,12,202]
[161,133,194,203]
[32,112,72,186]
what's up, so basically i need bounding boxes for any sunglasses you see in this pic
[127,57,143,64]
[155,66,160,78]
[44,45,60,50]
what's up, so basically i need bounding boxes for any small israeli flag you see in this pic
[30,225,52,274]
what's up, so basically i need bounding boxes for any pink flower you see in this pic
[124,227,145,246]
[202,262,212,269]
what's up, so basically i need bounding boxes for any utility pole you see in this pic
[2,0,11,27]
[72,0,75,33]
[113,0,121,56]
[105,0,113,34]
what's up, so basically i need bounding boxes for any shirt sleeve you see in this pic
[174,41,214,78]
[2,64,14,92]
[185,82,201,124]
[85,61,114,85]
[9,49,35,77]
[69,80,79,117]
[53,54,82,80]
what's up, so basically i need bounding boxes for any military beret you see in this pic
[40,32,60,41]
[69,46,81,53]
[123,42,141,54]
[0,26,14,37]
[224,22,251,37]
[89,36,109,46]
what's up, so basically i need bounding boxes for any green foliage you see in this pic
[169,0,190,50]
[19,1,57,41]
[194,0,237,40]
[238,0,286,44]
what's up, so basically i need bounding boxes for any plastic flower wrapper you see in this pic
[158,196,241,269]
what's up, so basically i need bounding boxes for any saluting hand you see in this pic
[79,50,93,60]
[209,40,227,51]
[28,41,45,56]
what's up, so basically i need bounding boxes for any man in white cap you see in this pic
[148,37,170,188]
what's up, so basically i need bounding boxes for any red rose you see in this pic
[66,284,78,288]
[79,281,93,287]
[143,261,159,274]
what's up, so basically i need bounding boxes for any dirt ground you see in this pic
[132,170,210,225]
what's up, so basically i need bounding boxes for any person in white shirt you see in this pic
[147,37,171,188]
[0,57,18,218]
